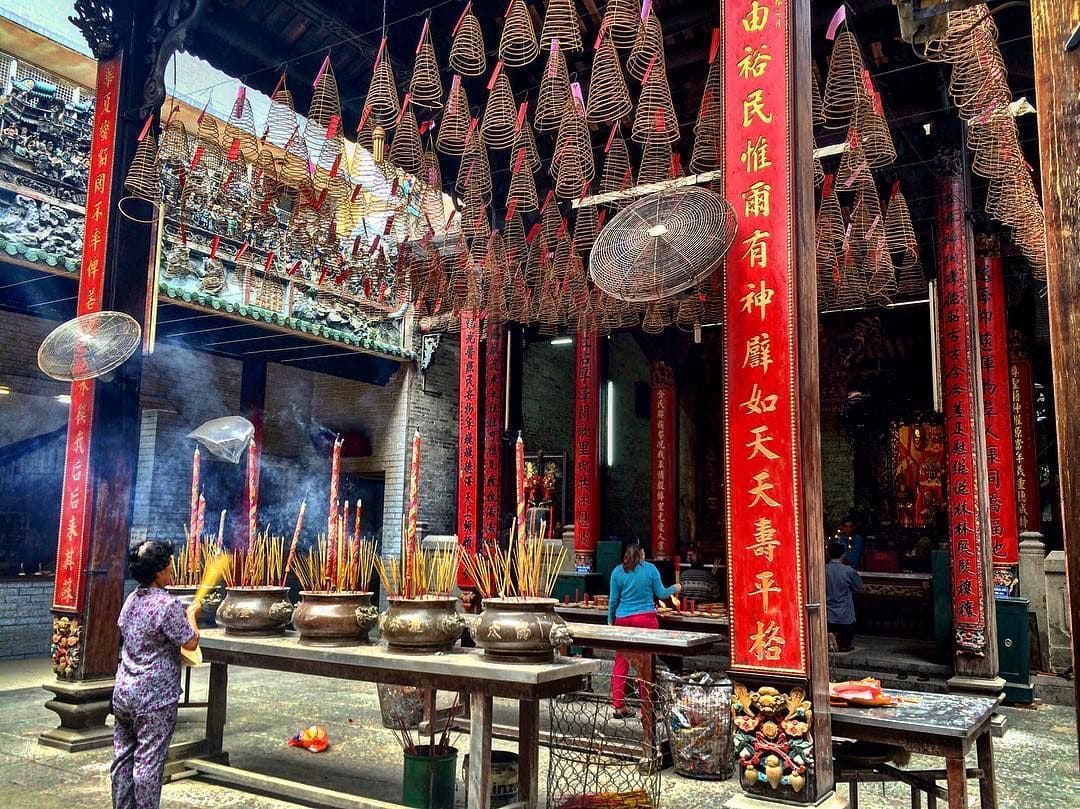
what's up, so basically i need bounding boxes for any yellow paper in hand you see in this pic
[181,554,228,667]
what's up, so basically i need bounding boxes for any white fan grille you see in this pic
[38,311,141,382]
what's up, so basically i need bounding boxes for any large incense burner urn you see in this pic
[165,585,223,627]
[216,586,293,636]
[379,596,465,654]
[292,591,378,646]
[474,597,572,663]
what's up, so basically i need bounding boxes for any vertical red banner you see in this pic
[938,177,989,653]
[651,363,676,559]
[722,0,807,676]
[975,254,1020,593]
[481,320,506,548]
[573,329,601,570]
[457,313,481,551]
[1008,336,1041,533]
[53,54,122,613]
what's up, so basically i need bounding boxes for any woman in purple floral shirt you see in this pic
[111,540,199,808]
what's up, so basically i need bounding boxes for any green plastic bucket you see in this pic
[462,750,519,808]
[402,745,458,809]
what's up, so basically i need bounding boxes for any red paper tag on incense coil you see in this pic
[313,54,330,87]
[351,183,363,202]
[396,93,412,129]
[556,217,568,239]
[328,220,337,241]
[326,114,340,140]
[358,104,372,133]
[419,119,435,135]
[384,215,395,236]
[315,188,328,209]
[700,89,712,119]
[363,277,372,297]
[197,97,210,125]
[579,180,591,202]
[318,264,331,285]
[329,152,342,178]
[228,138,241,161]
[594,19,609,50]
[861,68,875,97]
[448,75,461,114]
[391,177,400,196]
[708,28,721,64]
[378,281,388,302]
[826,5,847,41]
[597,209,607,228]
[453,2,471,37]
[231,86,246,119]
[570,82,584,115]
[872,90,884,116]
[417,18,430,54]
[548,39,560,76]
[447,209,458,228]
[352,235,362,257]
[506,198,519,221]
[235,243,249,263]
[654,109,666,133]
[670,153,682,177]
[516,102,528,133]
[606,126,619,153]
[541,189,555,212]
[620,166,633,188]
[526,222,542,244]
[374,37,387,70]
[643,56,657,85]
[190,145,204,169]
[512,148,526,174]
[369,235,382,256]
[210,235,221,259]
[334,266,351,285]
[137,115,153,142]
[891,180,901,198]
[263,251,276,273]
[288,260,303,275]
[488,62,503,91]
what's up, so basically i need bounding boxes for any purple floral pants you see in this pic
[111,703,178,808]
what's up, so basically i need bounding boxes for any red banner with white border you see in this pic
[481,320,505,548]
[457,312,481,551]
[573,329,601,568]
[651,366,676,559]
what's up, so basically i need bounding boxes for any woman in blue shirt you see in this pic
[607,539,680,718]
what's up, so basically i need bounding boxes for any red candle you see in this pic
[406,429,420,590]
[246,439,258,550]
[515,433,526,542]
[354,499,362,549]
[189,447,200,569]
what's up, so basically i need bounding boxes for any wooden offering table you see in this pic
[555,604,730,636]
[832,690,998,809]
[167,629,599,809]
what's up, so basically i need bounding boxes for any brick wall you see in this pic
[605,334,651,544]
[0,579,55,659]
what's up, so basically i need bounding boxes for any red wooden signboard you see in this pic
[573,329,601,569]
[722,0,807,675]
[975,255,1019,584]
[53,54,122,613]
[938,177,989,653]
[651,367,676,559]
[457,313,481,551]
[481,321,506,548]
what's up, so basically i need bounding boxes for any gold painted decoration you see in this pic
[500,0,539,67]
[450,2,487,77]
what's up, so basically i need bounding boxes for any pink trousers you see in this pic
[611,612,659,708]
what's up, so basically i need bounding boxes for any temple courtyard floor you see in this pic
[0,657,1076,808]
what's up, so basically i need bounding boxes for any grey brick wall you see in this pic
[0,579,56,659]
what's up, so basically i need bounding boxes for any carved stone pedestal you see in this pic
[39,678,114,752]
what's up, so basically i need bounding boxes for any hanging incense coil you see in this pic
[355,107,377,152]
[306,60,343,152]
[450,2,487,77]
[674,294,704,332]
[822,29,866,129]
[813,152,825,188]
[689,100,723,174]
[641,303,669,335]
[457,127,493,204]
[507,150,539,212]
[836,130,871,190]
[460,185,491,240]
[812,70,826,127]
[122,130,162,207]
[586,29,633,124]
[437,78,472,155]
[367,46,401,130]
[535,45,571,132]
[573,203,599,251]
[420,148,443,191]
[500,0,539,67]
[816,229,839,310]
[632,55,679,144]
[599,125,635,198]
[389,101,423,173]
[481,69,518,150]
[511,109,542,171]
[884,184,919,270]
[157,118,191,166]
[921,5,995,63]
[604,0,642,51]
[410,22,444,110]
[263,78,299,148]
[947,30,1009,122]
[968,107,1022,180]
[628,8,664,81]
[638,133,673,186]
[551,102,595,199]
[854,94,896,168]
[896,258,925,298]
[222,89,260,162]
[540,0,583,52]
[505,209,527,260]
[539,196,563,247]
[817,179,845,249]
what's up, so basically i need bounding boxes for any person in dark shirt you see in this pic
[825,540,864,652]
[837,517,864,569]
[111,541,199,808]
[679,547,720,603]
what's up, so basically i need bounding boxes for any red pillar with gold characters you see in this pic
[458,312,482,555]
[974,238,1020,595]
[721,0,833,803]
[650,362,676,559]
[1008,332,1041,534]
[481,320,506,549]
[573,328,601,572]
[937,174,1001,691]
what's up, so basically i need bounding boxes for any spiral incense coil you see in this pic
[641,303,670,335]
[813,154,825,188]
[539,196,563,245]
[604,0,642,51]
[586,30,633,124]
[540,0,583,52]
[460,184,491,240]
[223,91,260,162]
[854,94,896,168]
[367,49,401,130]
[689,110,723,174]
[437,79,472,155]
[389,101,423,173]
[419,148,443,191]
[410,24,444,110]
[812,70,826,127]
[481,70,518,150]
[968,108,1022,179]
[816,230,839,309]
[573,202,599,251]
[551,103,595,199]
[261,78,298,149]
[632,53,679,144]
[823,29,866,129]
[158,118,191,166]
[306,59,343,141]
[500,0,539,67]
[920,5,994,63]
[511,110,542,171]
[817,181,845,250]
[535,46,571,132]
[638,133,673,186]
[628,8,664,81]
[884,185,919,270]
[948,32,1009,122]
[457,127,493,203]
[450,3,487,77]
[504,209,527,260]
[674,294,704,332]
[123,130,162,203]
[507,152,540,212]
[312,136,350,202]
[253,148,281,185]
[836,131,871,190]
[355,108,377,152]
[600,125,635,197]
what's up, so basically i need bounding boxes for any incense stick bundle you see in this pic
[222,530,286,587]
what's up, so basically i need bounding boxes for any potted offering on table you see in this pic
[462,521,573,664]
[377,546,465,654]
[216,531,294,636]
[291,504,379,646]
